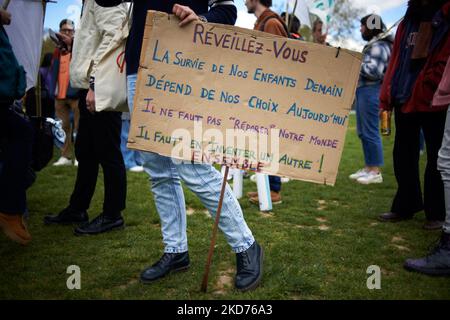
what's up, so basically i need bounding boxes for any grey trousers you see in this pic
[438,106,450,233]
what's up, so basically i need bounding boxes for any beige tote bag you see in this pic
[94,5,131,112]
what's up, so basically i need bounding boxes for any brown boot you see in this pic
[0,212,31,245]
[270,191,282,205]
[249,191,282,205]
[246,191,258,198]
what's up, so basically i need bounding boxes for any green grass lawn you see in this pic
[1,114,449,300]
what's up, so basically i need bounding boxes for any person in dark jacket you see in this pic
[281,12,304,40]
[0,8,33,245]
[404,56,450,276]
[95,0,263,292]
[378,0,450,230]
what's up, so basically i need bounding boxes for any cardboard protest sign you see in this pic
[128,11,361,186]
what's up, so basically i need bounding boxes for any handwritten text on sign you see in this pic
[128,11,361,186]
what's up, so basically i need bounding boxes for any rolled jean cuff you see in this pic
[232,239,255,253]
[365,161,384,167]
[164,246,188,254]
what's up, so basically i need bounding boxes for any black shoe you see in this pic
[404,232,450,276]
[378,212,412,222]
[74,214,124,236]
[423,220,444,230]
[235,241,263,291]
[140,252,190,283]
[44,207,89,225]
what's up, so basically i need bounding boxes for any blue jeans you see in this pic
[120,115,141,169]
[269,176,281,192]
[356,85,384,167]
[127,74,254,253]
[438,106,450,233]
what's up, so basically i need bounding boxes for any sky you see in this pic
[44,0,408,51]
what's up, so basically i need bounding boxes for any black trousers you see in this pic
[391,107,447,221]
[0,105,33,215]
[69,90,126,218]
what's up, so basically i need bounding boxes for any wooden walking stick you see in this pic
[200,165,230,293]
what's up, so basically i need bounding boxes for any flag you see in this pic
[306,0,335,26]
[273,0,311,28]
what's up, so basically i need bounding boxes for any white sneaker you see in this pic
[74,160,79,167]
[357,171,383,185]
[129,166,144,173]
[349,169,367,180]
[281,177,290,183]
[53,157,72,166]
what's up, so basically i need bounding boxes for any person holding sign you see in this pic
[95,0,263,292]
[244,0,288,206]
[0,6,32,245]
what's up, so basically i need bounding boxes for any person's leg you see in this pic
[0,107,33,214]
[126,72,254,251]
[350,87,369,180]
[128,71,261,289]
[439,107,450,232]
[68,98,80,159]
[120,115,139,169]
[174,161,255,253]
[0,106,33,244]
[269,176,281,193]
[356,87,370,164]
[422,110,447,222]
[389,107,423,216]
[72,100,126,235]
[55,99,72,160]
[94,111,127,218]
[172,160,261,291]
[362,85,383,169]
[68,94,99,212]
[404,107,450,275]
[44,97,91,224]
[141,152,188,252]
[354,86,383,184]
[126,73,187,252]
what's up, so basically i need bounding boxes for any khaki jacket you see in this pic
[70,0,129,89]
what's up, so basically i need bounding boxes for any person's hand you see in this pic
[0,8,11,25]
[379,109,392,119]
[318,33,327,45]
[56,32,73,54]
[172,4,199,27]
[86,88,96,114]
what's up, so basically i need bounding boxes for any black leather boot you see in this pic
[404,232,450,276]
[44,207,88,225]
[74,213,124,236]
[140,252,190,283]
[378,212,413,222]
[235,241,263,291]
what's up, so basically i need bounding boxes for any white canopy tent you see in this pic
[4,0,45,91]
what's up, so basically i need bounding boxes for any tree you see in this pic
[327,0,364,43]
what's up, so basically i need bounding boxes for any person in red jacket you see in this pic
[378,0,450,230]
[404,56,450,276]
